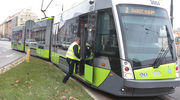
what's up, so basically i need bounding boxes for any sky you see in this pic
[0,0,79,22]
[0,0,179,29]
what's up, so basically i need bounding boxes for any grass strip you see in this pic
[0,57,93,100]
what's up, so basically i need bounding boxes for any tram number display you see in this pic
[118,4,167,17]
[125,7,155,15]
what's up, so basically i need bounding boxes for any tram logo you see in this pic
[150,0,160,6]
[168,69,172,74]
[153,72,161,76]
[140,72,148,77]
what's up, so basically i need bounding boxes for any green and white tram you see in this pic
[51,0,180,96]
[11,17,54,59]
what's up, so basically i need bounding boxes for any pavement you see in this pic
[0,41,25,73]
[170,87,180,99]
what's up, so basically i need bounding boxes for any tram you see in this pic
[11,17,54,59]
[11,0,180,96]
[51,0,180,96]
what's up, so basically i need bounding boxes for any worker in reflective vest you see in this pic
[85,42,93,61]
[79,42,94,75]
[62,37,80,84]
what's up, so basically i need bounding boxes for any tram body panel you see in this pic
[11,25,25,51]
[27,17,54,59]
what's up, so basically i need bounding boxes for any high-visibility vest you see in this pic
[85,43,93,60]
[66,42,80,61]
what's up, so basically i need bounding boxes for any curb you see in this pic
[82,85,98,100]
[0,57,26,74]
[71,78,98,100]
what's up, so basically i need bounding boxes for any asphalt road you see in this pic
[0,41,25,68]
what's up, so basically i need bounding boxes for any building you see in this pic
[0,21,5,38]
[0,9,38,39]
[11,9,38,28]
[4,16,13,38]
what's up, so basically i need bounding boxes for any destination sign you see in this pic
[125,7,155,15]
[118,4,168,17]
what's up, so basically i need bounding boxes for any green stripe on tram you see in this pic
[17,44,24,51]
[35,17,54,23]
[11,43,15,49]
[37,48,49,59]
[92,67,110,87]
[134,63,176,80]
[51,52,66,65]
[51,52,110,87]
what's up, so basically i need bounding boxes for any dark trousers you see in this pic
[62,58,77,83]
[79,60,84,75]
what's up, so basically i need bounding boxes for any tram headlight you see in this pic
[125,73,133,79]
[176,73,179,78]
[121,60,134,80]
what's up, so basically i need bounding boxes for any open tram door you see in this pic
[79,12,97,84]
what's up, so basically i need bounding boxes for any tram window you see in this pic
[14,30,23,44]
[31,31,35,40]
[41,29,46,43]
[95,9,119,57]
[64,19,79,50]
[56,18,79,50]
[159,25,168,50]
[34,31,39,42]
[12,32,16,42]
[25,30,29,43]
[34,28,46,44]
[56,25,64,49]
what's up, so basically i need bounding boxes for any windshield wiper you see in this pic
[153,45,170,68]
[153,26,174,68]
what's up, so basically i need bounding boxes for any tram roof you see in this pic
[54,0,170,24]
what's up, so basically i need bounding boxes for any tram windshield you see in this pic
[13,30,23,44]
[117,4,176,68]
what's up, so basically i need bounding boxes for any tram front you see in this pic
[117,4,179,80]
[98,3,180,96]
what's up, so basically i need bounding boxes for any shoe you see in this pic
[62,80,66,84]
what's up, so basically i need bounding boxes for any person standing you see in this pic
[79,42,93,75]
[62,37,80,84]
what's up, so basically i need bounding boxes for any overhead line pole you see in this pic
[170,0,173,27]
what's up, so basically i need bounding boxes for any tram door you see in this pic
[79,12,96,83]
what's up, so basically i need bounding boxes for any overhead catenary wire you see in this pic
[41,0,54,18]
